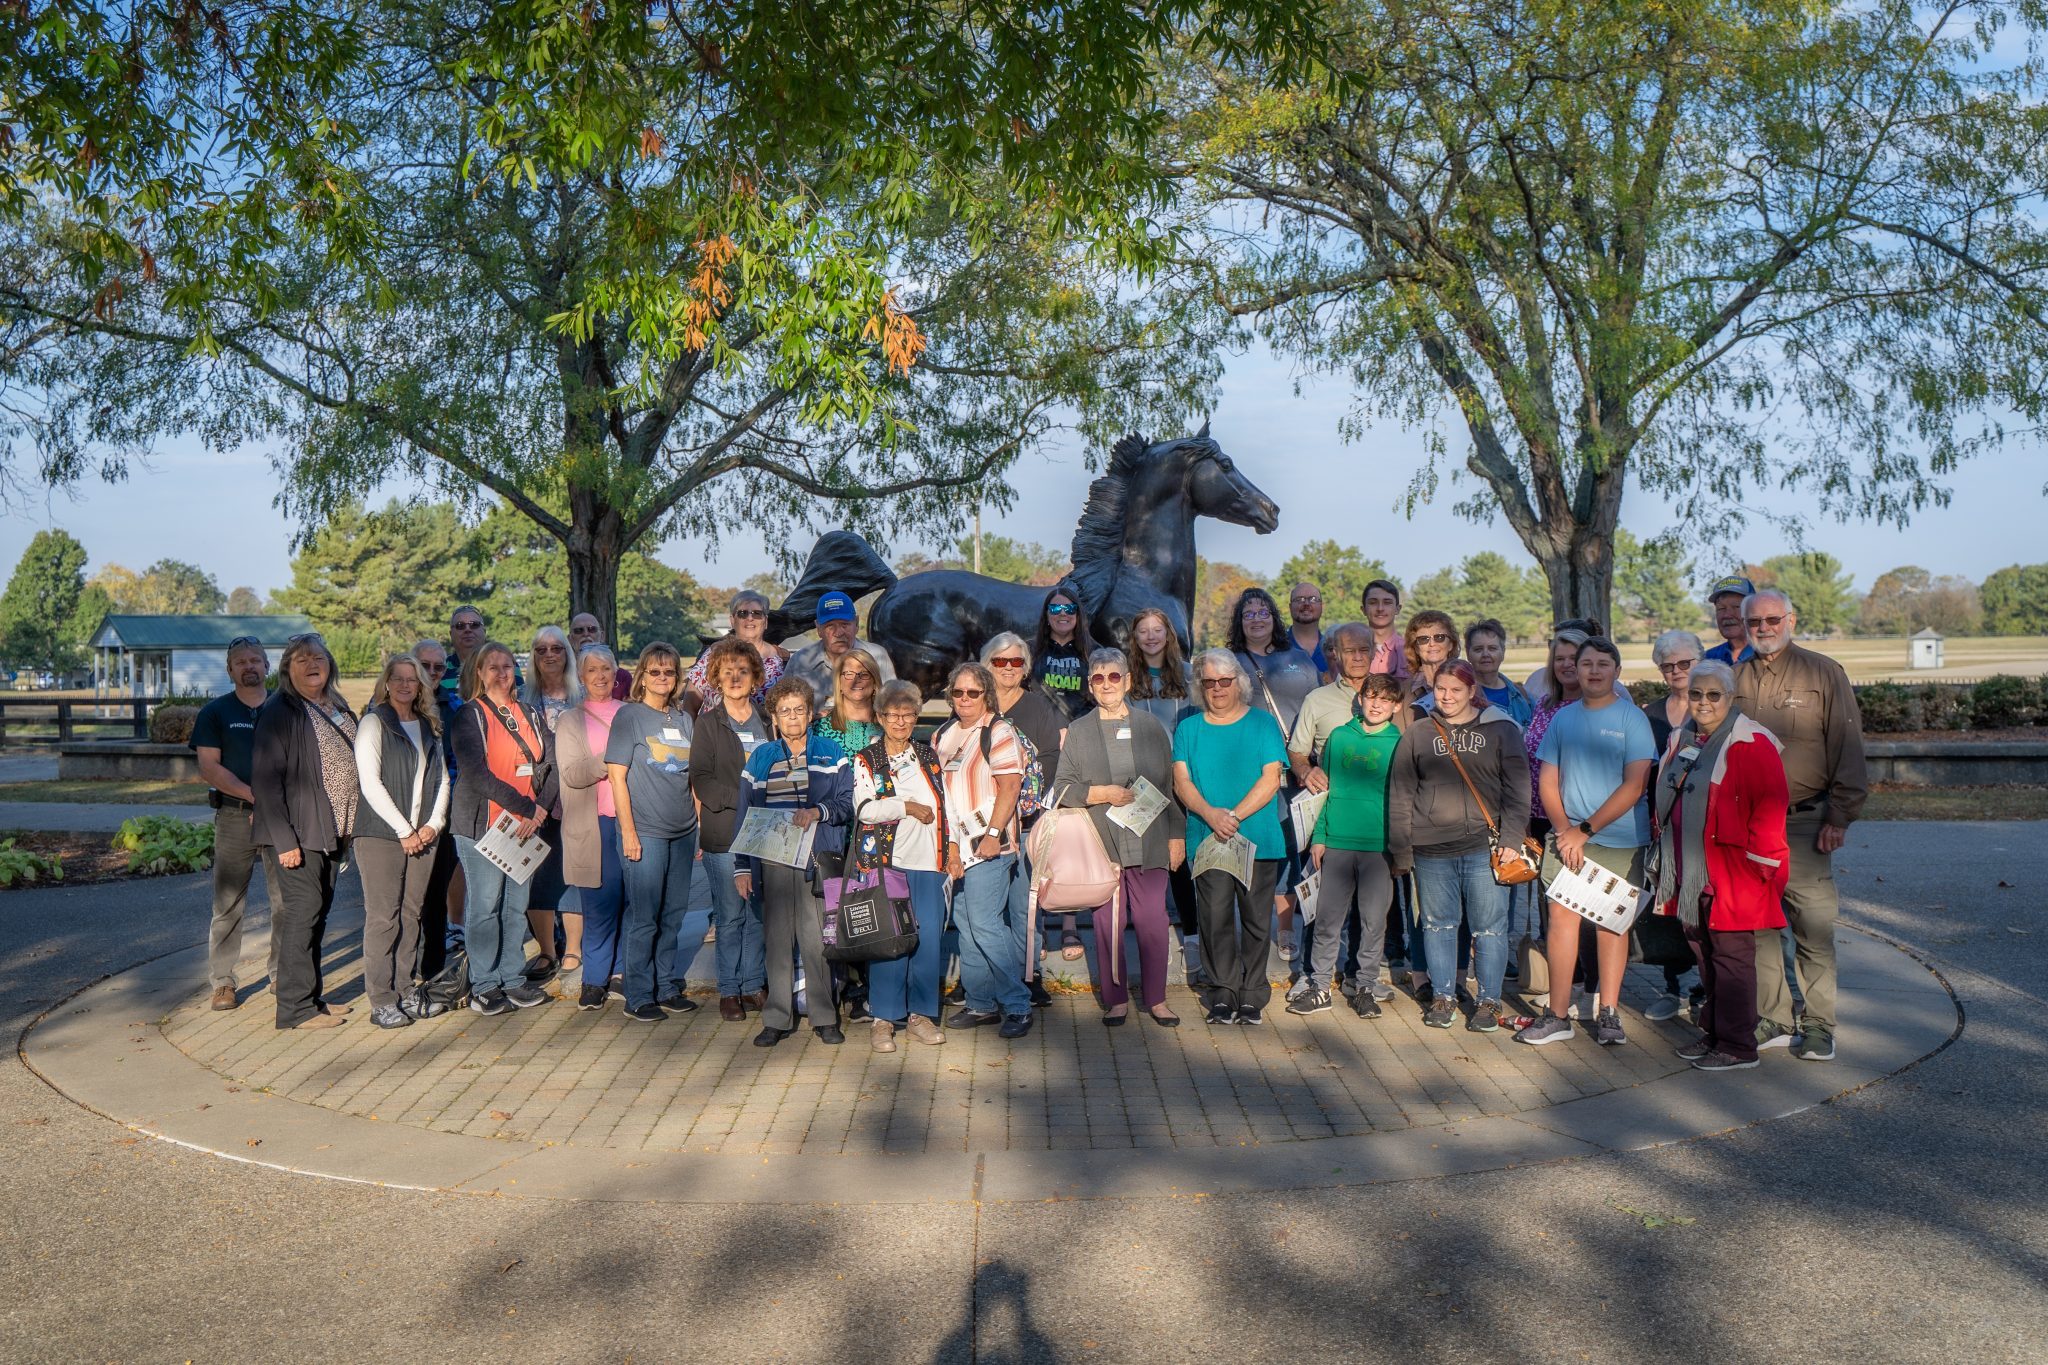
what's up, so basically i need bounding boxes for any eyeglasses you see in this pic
[1241,608,1273,621]
[774,708,811,721]
[1416,632,1451,644]
[881,710,919,723]
[1744,614,1788,629]
[1089,671,1125,685]
[1046,603,1077,616]
[1291,595,1321,606]
[533,643,566,655]
[1687,688,1728,703]
[732,608,766,620]
[1199,677,1236,690]
[1657,659,1697,675]
[989,656,1026,669]
[841,671,872,684]
[950,687,985,699]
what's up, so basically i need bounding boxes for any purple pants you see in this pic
[1097,867,1172,1010]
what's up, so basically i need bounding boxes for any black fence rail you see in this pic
[0,696,164,746]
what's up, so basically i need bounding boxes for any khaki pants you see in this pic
[1755,810,1837,1033]
[208,804,279,989]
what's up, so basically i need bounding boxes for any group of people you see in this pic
[191,565,1866,1071]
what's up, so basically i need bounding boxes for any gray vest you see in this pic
[355,703,447,842]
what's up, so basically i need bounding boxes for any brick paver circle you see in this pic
[161,930,1699,1156]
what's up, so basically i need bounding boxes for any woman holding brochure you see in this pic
[604,643,701,1024]
[1052,647,1186,1027]
[555,644,627,1011]
[735,677,854,1047]
[690,638,773,1022]
[1172,649,1288,1026]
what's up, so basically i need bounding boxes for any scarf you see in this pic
[1654,711,1737,919]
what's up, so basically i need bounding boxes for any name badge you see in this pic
[734,730,757,746]
[661,727,684,743]
[1676,746,1700,765]
[1116,727,1132,740]
[944,753,966,773]
[515,763,534,778]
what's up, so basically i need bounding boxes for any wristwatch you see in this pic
[1577,820,1594,835]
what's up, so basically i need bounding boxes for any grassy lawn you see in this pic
[0,778,211,805]
[1863,784,2048,821]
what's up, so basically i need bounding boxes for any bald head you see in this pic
[569,613,605,649]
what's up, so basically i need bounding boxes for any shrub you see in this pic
[1856,681,1916,733]
[1626,679,1669,706]
[1917,683,1973,732]
[111,816,214,875]
[0,839,64,888]
[149,703,201,744]
[1968,674,2038,729]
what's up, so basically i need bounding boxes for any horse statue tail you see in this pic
[766,531,900,642]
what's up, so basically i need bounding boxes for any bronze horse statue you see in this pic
[764,426,1281,697]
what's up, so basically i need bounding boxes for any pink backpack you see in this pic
[1025,808,1124,982]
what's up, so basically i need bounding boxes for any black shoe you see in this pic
[504,983,549,1009]
[1205,1005,1237,1026]
[660,992,700,1015]
[1352,992,1383,1019]
[1102,1010,1128,1027]
[623,1003,666,1023]
[469,988,513,1016]
[997,1013,1033,1039]
[843,995,872,1022]
[945,981,967,1004]
[1286,989,1333,1016]
[577,984,607,1011]
[813,1025,845,1044]
[1028,979,1054,1008]
[522,954,558,984]
[754,1025,792,1047]
[1237,1006,1263,1026]
[606,974,625,1001]
[947,1007,999,1029]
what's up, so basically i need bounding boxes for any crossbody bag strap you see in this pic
[1244,651,1284,721]
[487,699,543,767]
[1428,714,1501,839]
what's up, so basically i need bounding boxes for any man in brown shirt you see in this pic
[1734,588,1867,1062]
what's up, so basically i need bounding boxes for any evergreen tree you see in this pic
[0,530,89,669]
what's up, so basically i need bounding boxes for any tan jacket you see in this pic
[553,701,615,888]
[1735,642,1868,826]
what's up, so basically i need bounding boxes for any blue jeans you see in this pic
[620,828,697,1009]
[1413,849,1510,1003]
[956,854,1030,1016]
[578,815,627,989]
[456,835,534,996]
[701,846,766,997]
[867,869,950,1023]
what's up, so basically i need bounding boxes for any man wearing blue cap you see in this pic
[786,590,898,702]
[1701,575,1756,666]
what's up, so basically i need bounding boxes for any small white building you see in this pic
[1909,628,1945,671]
[88,614,315,698]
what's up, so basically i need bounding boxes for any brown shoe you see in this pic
[718,995,745,1022]
[210,985,238,1012]
[905,1014,945,1046]
[743,989,767,1012]
[293,1013,348,1030]
[871,1019,897,1053]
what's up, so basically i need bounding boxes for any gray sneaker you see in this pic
[1593,1007,1627,1046]
[1756,1019,1801,1050]
[1423,996,1457,1029]
[1794,1027,1835,1061]
[1515,1014,1575,1046]
[1692,1050,1760,1071]
[1676,1033,1714,1061]
[1371,978,1397,1003]
[1467,999,1505,1033]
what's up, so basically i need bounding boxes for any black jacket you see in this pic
[251,691,350,855]
[690,700,765,854]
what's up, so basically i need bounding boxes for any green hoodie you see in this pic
[1311,718,1400,851]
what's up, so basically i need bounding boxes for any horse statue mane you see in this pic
[1064,433,1148,618]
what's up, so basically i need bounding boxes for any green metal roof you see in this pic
[88,614,315,650]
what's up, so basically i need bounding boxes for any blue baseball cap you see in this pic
[1706,574,1755,602]
[815,591,857,625]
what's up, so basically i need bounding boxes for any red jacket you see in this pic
[1659,714,1791,932]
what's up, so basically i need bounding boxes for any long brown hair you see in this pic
[275,634,348,712]
[1125,607,1189,700]
[369,652,440,738]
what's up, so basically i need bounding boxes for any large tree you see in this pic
[1761,551,1856,636]
[0,529,91,669]
[1174,0,2048,624]
[89,557,225,614]
[1272,539,1397,621]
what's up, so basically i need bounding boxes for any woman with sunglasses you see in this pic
[1650,659,1790,1071]
[518,625,583,988]
[982,633,1070,970]
[934,662,1034,1038]
[1400,610,1462,722]
[556,643,631,1010]
[1228,586,1319,960]
[680,590,787,713]
[352,652,449,1029]
[1032,582,1091,719]
[1054,648,1186,1025]
[604,643,701,1023]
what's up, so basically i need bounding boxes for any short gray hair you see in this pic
[1744,588,1793,618]
[731,589,769,614]
[1650,629,1706,666]
[412,638,444,658]
[876,679,923,716]
[1325,621,1373,653]
[1688,659,1737,696]
[980,632,1032,671]
[1087,646,1127,673]
[1191,648,1250,706]
[577,642,618,672]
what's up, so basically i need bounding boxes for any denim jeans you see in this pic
[701,846,766,997]
[1413,848,1510,1003]
[867,869,950,1023]
[456,835,534,996]
[956,854,1030,1016]
[578,815,628,989]
[619,828,697,1009]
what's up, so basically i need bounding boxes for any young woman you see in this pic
[1054,648,1186,1026]
[689,638,772,1021]
[1401,609,1461,721]
[1362,579,1407,679]
[813,646,883,755]
[1465,619,1534,728]
[1032,582,1090,718]
[1523,626,1590,824]
[352,652,449,1029]
[1173,649,1289,1026]
[604,643,701,1023]
[680,589,788,712]
[735,677,853,1046]
[452,640,558,1016]
[1228,586,1319,960]
[851,679,956,1051]
[1124,606,1193,732]
[1517,638,1657,1048]
[252,634,361,1031]
[1388,661,1532,1033]
[519,624,583,985]
[934,662,1034,1038]
[982,632,1070,966]
[555,644,628,1011]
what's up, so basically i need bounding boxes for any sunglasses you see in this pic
[989,656,1026,668]
[1658,659,1696,674]
[732,608,766,620]
[452,620,484,631]
[419,660,447,674]
[1046,603,1077,616]
[1200,677,1236,690]
[1687,688,1728,702]
[1089,671,1125,685]
[227,635,264,651]
[951,687,985,699]
[1291,595,1321,606]
[286,631,325,644]
[1744,614,1788,629]
[1416,632,1451,644]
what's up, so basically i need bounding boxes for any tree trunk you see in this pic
[1537,529,1615,635]
[564,503,626,644]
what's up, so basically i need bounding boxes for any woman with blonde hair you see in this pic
[353,652,450,1028]
[520,624,585,985]
[604,642,701,1022]
[813,644,883,755]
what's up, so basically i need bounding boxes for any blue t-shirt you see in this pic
[1172,708,1289,859]
[1482,683,1535,728]
[603,701,697,838]
[1535,698,1656,847]
[1702,641,1754,666]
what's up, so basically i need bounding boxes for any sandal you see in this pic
[1060,930,1086,962]
[557,954,582,976]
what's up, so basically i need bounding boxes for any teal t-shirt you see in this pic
[1534,697,1655,846]
[1312,720,1399,852]
[1172,708,1289,858]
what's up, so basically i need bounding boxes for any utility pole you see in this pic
[973,506,983,575]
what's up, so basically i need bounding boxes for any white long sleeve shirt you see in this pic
[353,711,450,839]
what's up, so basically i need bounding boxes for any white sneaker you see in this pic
[1643,992,1682,1022]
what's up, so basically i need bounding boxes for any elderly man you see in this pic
[569,611,633,700]
[785,590,897,700]
[1734,588,1866,1062]
[189,636,282,1010]
[1701,574,1756,666]
[1287,581,1328,676]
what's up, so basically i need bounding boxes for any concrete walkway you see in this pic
[0,799,210,831]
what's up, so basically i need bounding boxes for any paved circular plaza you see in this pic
[23,925,1956,1205]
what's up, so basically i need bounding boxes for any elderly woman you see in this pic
[1465,619,1534,727]
[934,661,1034,1038]
[352,652,449,1029]
[735,677,853,1046]
[1228,586,1319,958]
[1401,609,1462,720]
[1652,660,1791,1071]
[520,624,583,985]
[689,637,772,1021]
[681,589,787,712]
[1173,649,1289,1025]
[452,640,560,1016]
[555,643,628,1011]
[1638,628,1707,1020]
[605,643,700,1023]
[851,679,955,1051]
[1054,647,1186,1026]
[252,634,361,1031]
[983,632,1069,968]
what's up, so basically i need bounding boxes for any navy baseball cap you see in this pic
[815,591,857,624]
[1706,574,1755,602]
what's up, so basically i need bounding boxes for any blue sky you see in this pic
[3,343,2042,601]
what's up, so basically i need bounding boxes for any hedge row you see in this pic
[1626,675,2048,733]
